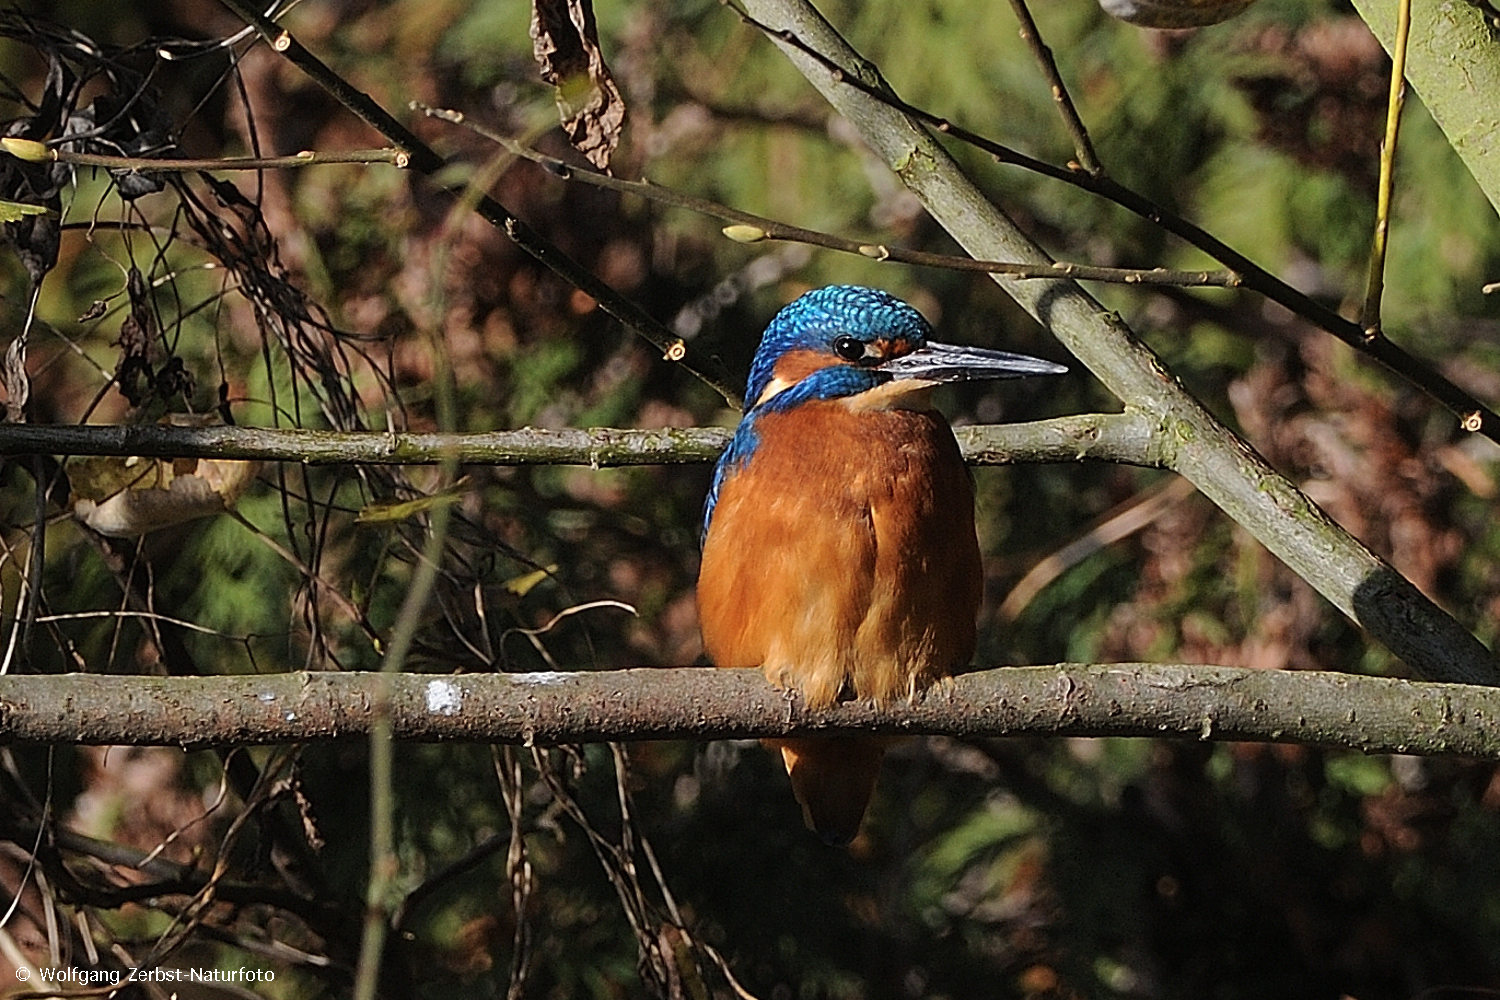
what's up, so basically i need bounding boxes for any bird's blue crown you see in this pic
[743,285,931,408]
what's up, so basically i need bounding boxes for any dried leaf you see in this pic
[4,208,58,286]
[530,0,626,171]
[74,472,226,537]
[69,454,155,502]
[1,52,70,286]
[2,334,27,423]
[115,267,156,407]
[70,415,259,536]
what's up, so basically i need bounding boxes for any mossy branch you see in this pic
[0,412,1163,467]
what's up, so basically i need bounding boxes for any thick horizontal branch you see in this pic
[0,412,1160,467]
[1,665,1496,756]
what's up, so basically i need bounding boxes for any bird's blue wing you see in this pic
[701,415,761,543]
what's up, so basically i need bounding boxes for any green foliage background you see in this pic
[3,0,1500,998]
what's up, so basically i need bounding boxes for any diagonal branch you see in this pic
[1,665,1497,758]
[739,0,1500,687]
[1006,0,1101,174]
[729,3,1500,443]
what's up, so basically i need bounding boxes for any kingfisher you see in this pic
[697,285,1066,845]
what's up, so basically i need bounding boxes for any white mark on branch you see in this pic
[511,671,569,685]
[425,679,463,716]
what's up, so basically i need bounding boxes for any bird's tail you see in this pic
[772,737,889,846]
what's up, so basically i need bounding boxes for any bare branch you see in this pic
[0,666,1497,757]
[419,106,1240,289]
[0,140,410,172]
[1006,0,1101,174]
[0,412,1162,467]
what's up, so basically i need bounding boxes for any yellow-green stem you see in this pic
[1360,0,1411,335]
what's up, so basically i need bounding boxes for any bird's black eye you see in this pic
[832,335,866,362]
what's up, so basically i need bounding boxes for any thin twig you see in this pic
[226,510,382,650]
[0,141,408,172]
[1000,475,1197,620]
[352,166,468,1000]
[493,746,534,1000]
[1006,0,1101,175]
[389,831,514,933]
[418,104,1239,288]
[1359,0,1412,335]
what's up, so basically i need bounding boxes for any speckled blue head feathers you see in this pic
[744,285,930,409]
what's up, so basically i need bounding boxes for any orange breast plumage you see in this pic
[697,399,981,710]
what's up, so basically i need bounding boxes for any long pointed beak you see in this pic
[878,341,1068,383]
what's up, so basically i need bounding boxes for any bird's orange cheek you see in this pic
[757,349,836,405]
